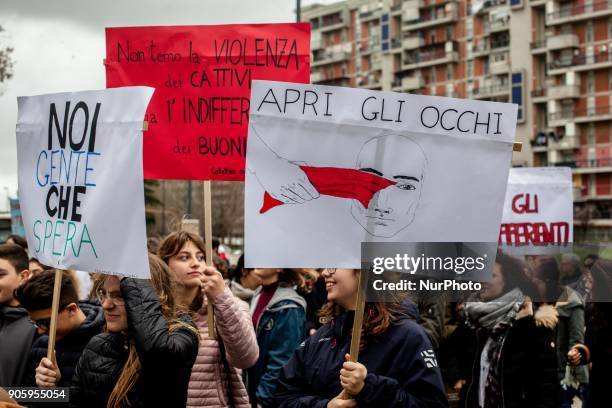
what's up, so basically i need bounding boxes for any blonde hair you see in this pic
[106,254,197,408]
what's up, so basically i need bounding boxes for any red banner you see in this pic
[105,24,311,180]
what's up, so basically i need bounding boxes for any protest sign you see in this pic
[16,87,153,279]
[105,24,311,180]
[245,80,518,268]
[499,167,573,247]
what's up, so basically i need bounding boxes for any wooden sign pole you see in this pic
[341,268,369,400]
[348,269,368,362]
[47,269,63,362]
[203,180,216,339]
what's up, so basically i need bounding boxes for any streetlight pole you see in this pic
[296,0,301,22]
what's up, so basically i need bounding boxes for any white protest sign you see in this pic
[499,167,573,247]
[16,87,154,278]
[245,80,518,267]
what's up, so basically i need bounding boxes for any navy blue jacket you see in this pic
[274,301,448,407]
[24,302,105,388]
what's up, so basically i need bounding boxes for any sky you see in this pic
[0,0,336,211]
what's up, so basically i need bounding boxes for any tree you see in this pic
[144,179,161,228]
[0,26,14,87]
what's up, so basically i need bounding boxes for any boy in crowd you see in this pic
[0,244,35,387]
[15,270,105,388]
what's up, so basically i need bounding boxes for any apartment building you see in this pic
[302,0,612,241]
[530,0,612,240]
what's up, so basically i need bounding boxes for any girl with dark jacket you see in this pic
[447,252,559,408]
[69,254,199,408]
[274,268,447,408]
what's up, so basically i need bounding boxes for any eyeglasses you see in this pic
[97,288,125,306]
[323,268,337,276]
[29,317,51,331]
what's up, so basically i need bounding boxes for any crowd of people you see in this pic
[0,232,611,408]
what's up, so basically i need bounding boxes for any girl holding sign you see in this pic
[274,268,447,407]
[69,254,199,408]
[158,231,259,408]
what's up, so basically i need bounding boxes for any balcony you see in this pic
[549,136,580,150]
[547,84,580,100]
[531,88,547,103]
[472,39,509,58]
[531,129,580,151]
[359,41,381,55]
[311,71,324,83]
[573,158,612,174]
[547,110,574,127]
[548,50,612,74]
[549,105,612,125]
[574,105,612,123]
[359,9,382,22]
[530,40,547,54]
[473,84,509,99]
[403,36,425,50]
[318,16,347,33]
[490,59,510,75]
[402,47,458,70]
[546,1,612,25]
[401,75,425,91]
[529,0,546,6]
[403,6,458,31]
[484,18,510,34]
[312,50,351,67]
[547,33,579,51]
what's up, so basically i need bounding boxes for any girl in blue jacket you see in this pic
[274,268,448,408]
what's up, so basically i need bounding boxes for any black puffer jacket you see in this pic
[446,305,559,408]
[69,278,198,408]
[0,305,36,387]
[274,300,448,407]
[24,302,105,388]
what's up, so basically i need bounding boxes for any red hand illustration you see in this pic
[260,166,396,214]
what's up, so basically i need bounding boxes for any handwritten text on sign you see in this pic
[105,24,311,181]
[17,88,153,278]
[500,167,573,246]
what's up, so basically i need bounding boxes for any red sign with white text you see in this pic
[105,24,311,180]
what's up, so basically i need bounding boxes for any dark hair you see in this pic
[0,243,29,274]
[14,269,79,312]
[6,234,28,249]
[496,251,539,299]
[229,253,245,282]
[158,231,206,265]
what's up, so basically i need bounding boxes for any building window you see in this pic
[609,18,612,40]
[511,71,524,122]
[446,64,453,81]
[467,60,474,79]
[446,26,453,41]
[586,21,593,43]
[609,69,612,90]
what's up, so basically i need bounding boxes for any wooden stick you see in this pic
[47,269,63,362]
[349,269,368,362]
[203,180,216,339]
[340,269,368,400]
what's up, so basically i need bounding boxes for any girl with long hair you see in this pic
[158,231,258,408]
[448,252,559,408]
[274,268,447,407]
[69,254,199,408]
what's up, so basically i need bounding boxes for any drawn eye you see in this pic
[397,184,416,191]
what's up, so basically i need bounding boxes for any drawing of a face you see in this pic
[350,134,426,238]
